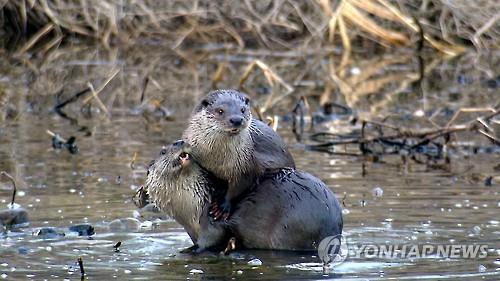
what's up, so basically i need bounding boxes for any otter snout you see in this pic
[229,116,244,127]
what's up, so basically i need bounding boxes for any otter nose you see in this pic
[229,116,243,127]
[173,140,184,147]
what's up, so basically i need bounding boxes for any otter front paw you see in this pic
[209,200,231,221]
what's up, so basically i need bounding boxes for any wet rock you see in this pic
[493,163,500,172]
[471,225,482,235]
[108,218,141,232]
[457,74,473,85]
[35,227,65,239]
[133,210,141,218]
[142,203,160,213]
[189,269,204,274]
[68,224,95,236]
[0,207,29,227]
[483,77,499,89]
[247,258,262,266]
[134,203,168,221]
[140,220,153,229]
[484,176,493,186]
[17,247,29,255]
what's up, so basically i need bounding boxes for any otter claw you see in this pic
[209,201,231,221]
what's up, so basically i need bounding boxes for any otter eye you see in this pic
[160,148,167,155]
[217,109,224,115]
[244,98,250,105]
[241,107,246,113]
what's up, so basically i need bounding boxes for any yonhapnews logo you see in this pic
[318,235,488,265]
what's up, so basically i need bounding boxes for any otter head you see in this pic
[194,89,251,136]
[146,140,197,185]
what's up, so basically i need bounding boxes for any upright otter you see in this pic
[144,141,342,252]
[183,89,295,218]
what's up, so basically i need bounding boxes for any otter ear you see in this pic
[201,99,209,107]
[194,99,210,112]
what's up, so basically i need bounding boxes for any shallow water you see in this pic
[0,45,499,280]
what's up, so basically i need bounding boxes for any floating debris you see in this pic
[359,199,367,207]
[77,257,85,277]
[46,130,79,154]
[372,187,384,197]
[51,134,65,149]
[113,241,121,252]
[65,136,78,154]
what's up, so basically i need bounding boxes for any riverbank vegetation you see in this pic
[1,0,498,54]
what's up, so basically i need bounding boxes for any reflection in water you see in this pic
[0,45,499,280]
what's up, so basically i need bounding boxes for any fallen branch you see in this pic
[307,108,499,157]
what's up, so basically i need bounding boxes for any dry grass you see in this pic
[1,0,497,54]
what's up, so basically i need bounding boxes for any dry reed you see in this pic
[1,0,497,54]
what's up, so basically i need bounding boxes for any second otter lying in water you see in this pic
[145,140,342,252]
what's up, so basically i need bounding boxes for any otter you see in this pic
[144,140,342,252]
[145,141,228,251]
[182,89,295,218]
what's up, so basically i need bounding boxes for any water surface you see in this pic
[0,45,499,280]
